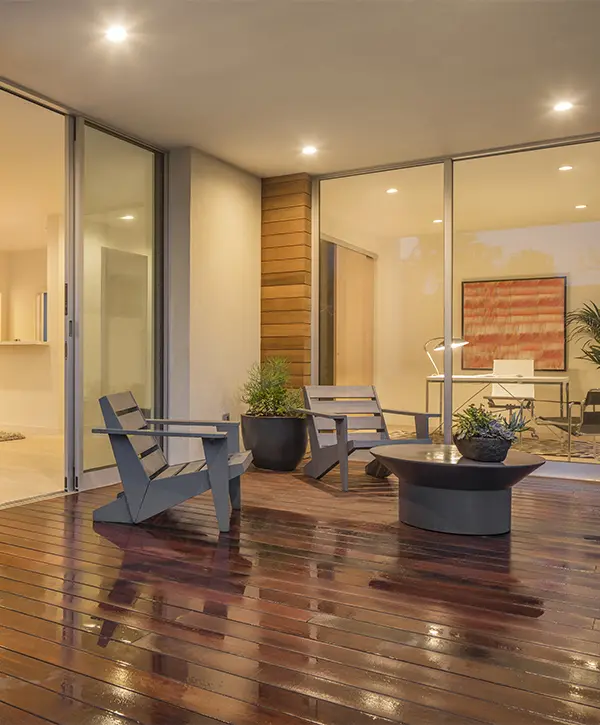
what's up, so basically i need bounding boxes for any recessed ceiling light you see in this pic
[575,204,587,209]
[558,165,573,171]
[301,145,317,156]
[120,214,135,220]
[106,26,128,43]
[433,219,443,224]
[386,188,398,194]
[554,101,573,112]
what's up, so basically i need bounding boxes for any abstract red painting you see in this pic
[462,276,566,370]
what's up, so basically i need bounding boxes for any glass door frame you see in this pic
[313,132,600,465]
[71,118,166,491]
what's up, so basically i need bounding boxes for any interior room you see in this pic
[320,142,600,464]
[0,90,66,505]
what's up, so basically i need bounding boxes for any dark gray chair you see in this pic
[538,389,600,461]
[92,392,252,531]
[299,385,440,492]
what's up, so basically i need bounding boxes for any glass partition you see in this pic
[0,89,66,504]
[319,164,444,438]
[82,126,157,470]
[453,142,600,463]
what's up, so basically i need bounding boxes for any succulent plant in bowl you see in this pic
[453,405,528,462]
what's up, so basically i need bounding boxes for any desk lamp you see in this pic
[424,337,469,375]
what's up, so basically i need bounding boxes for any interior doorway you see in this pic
[0,90,67,505]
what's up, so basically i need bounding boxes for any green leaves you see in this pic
[453,404,528,443]
[567,301,600,369]
[241,357,303,418]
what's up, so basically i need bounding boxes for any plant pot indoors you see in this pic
[240,357,307,472]
[453,404,528,463]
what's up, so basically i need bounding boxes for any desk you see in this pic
[426,374,570,417]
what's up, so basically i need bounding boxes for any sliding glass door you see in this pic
[0,89,67,505]
[80,124,159,481]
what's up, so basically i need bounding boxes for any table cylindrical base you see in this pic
[400,483,512,535]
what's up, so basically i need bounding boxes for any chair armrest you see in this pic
[146,418,239,430]
[382,408,441,419]
[92,427,227,440]
[295,408,347,421]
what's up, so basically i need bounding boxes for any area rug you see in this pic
[0,431,25,442]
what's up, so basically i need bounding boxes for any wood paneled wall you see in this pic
[261,173,312,387]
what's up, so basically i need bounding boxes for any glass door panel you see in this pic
[81,126,156,472]
[0,89,66,504]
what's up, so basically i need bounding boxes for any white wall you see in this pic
[0,216,64,434]
[168,148,261,461]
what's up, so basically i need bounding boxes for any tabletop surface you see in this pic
[427,374,569,383]
[372,444,545,468]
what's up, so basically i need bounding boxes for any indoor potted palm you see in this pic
[567,301,600,369]
[453,405,528,462]
[241,357,307,471]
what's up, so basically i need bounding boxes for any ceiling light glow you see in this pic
[106,26,128,43]
[575,204,587,209]
[433,219,443,224]
[120,215,135,220]
[386,188,398,194]
[558,165,573,171]
[301,145,317,156]
[554,101,573,112]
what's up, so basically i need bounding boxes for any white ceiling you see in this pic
[321,141,600,244]
[1,0,599,177]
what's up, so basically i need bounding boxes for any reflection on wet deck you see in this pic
[0,466,598,724]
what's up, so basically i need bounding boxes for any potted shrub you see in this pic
[241,357,307,471]
[567,301,600,368]
[453,405,528,462]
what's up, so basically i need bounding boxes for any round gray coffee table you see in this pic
[371,444,545,535]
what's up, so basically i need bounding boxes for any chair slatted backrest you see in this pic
[581,389,600,433]
[304,385,389,448]
[100,392,169,479]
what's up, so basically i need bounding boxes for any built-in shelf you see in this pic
[0,341,49,346]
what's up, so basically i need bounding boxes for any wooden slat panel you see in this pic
[261,173,312,382]
[314,415,384,432]
[262,271,311,287]
[141,448,168,478]
[262,258,311,274]
[262,232,310,249]
[261,284,310,300]
[262,193,311,211]
[311,400,380,414]
[306,385,376,399]
[117,409,147,431]
[262,179,311,197]
[262,245,311,261]
[262,206,310,224]
[262,297,311,312]
[105,391,136,413]
[262,310,311,325]
[262,348,311,363]
[262,336,311,350]
[262,218,311,236]
[130,436,158,457]
[262,323,310,338]
[317,432,385,446]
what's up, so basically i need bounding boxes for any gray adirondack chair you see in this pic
[300,385,440,492]
[92,392,252,532]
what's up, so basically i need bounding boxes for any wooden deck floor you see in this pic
[0,467,599,724]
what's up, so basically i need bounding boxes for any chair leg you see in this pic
[93,495,134,524]
[229,475,241,510]
[204,439,231,533]
[365,458,391,478]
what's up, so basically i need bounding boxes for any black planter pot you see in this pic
[454,436,512,463]
[241,415,307,471]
